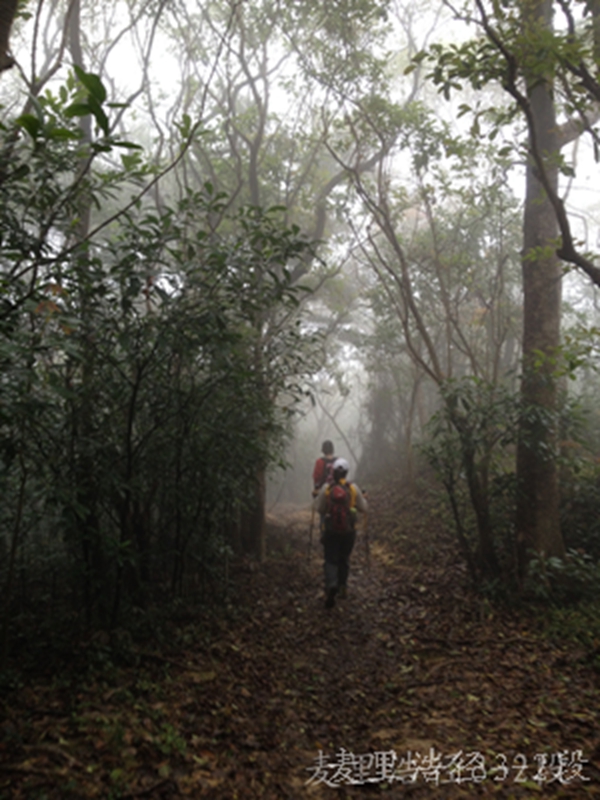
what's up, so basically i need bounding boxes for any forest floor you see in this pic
[2,483,600,799]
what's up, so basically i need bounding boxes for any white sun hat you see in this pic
[333,458,349,473]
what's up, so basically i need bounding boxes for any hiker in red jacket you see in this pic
[312,440,336,496]
[312,441,336,544]
[316,457,368,608]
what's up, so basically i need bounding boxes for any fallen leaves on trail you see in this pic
[2,490,600,798]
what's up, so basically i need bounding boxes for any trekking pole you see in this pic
[364,511,370,570]
[308,503,315,561]
[362,488,370,570]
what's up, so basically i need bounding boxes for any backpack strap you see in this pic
[348,482,357,508]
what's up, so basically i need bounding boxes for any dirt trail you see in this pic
[162,489,600,797]
[2,487,600,798]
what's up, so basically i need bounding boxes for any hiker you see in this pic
[312,440,336,542]
[312,440,336,496]
[316,457,367,608]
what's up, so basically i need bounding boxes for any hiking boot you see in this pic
[325,587,337,609]
[338,584,347,600]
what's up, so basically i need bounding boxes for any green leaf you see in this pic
[48,127,82,141]
[88,95,110,136]
[16,113,41,138]
[113,140,143,150]
[10,164,30,180]
[179,113,192,138]
[121,152,143,171]
[64,102,92,119]
[73,65,107,104]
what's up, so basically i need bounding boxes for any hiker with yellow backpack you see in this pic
[315,458,367,608]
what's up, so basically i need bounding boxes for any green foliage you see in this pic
[559,399,600,559]
[283,0,392,88]
[412,0,600,158]
[359,122,523,481]
[518,385,600,602]
[422,377,519,584]
[562,473,600,554]
[423,2,593,91]
[526,550,600,605]
[540,602,600,668]
[555,325,600,379]
[420,366,600,598]
[0,69,321,661]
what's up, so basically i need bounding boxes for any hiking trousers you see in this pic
[322,529,356,591]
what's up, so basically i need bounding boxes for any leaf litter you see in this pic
[1,487,600,798]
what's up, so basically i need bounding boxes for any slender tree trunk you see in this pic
[516,0,565,572]
[68,0,109,626]
[0,0,18,72]
[239,469,266,561]
[0,456,26,669]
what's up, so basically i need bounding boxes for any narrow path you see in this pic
[176,491,600,797]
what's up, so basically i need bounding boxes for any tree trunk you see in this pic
[516,0,565,572]
[0,0,18,72]
[68,0,109,626]
[239,468,267,561]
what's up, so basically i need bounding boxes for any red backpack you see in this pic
[323,457,335,486]
[325,481,354,534]
[315,456,335,490]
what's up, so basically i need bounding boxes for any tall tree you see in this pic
[339,106,523,575]
[515,0,564,567]
[418,0,600,571]
[143,0,401,555]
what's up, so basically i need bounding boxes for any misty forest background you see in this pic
[3,0,600,668]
